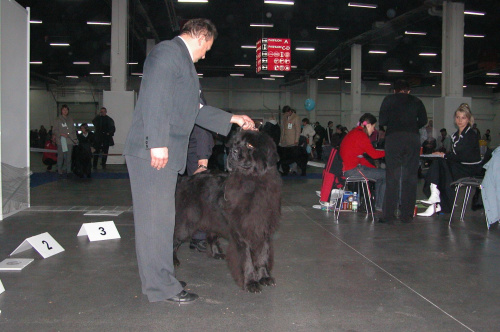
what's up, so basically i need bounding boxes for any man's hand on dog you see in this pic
[231,115,257,131]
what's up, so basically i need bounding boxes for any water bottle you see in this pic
[352,192,358,212]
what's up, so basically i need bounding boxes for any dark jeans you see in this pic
[93,141,110,167]
[344,165,386,211]
[383,132,420,221]
[278,146,308,175]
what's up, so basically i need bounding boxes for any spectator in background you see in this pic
[472,123,481,138]
[482,129,491,147]
[376,127,386,149]
[325,121,334,145]
[42,134,57,171]
[369,126,379,147]
[92,107,115,170]
[437,128,452,153]
[39,125,48,148]
[54,104,77,177]
[76,123,95,178]
[422,134,437,154]
[280,105,301,147]
[261,115,280,147]
[313,121,326,160]
[301,118,316,157]
[379,79,428,224]
[331,124,347,149]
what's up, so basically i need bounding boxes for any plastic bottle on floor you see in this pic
[352,192,358,212]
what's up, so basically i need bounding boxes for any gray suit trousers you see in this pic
[126,155,183,302]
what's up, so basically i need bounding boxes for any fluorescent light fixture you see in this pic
[50,43,70,46]
[230,73,244,77]
[178,0,208,2]
[429,71,442,74]
[345,81,351,84]
[264,0,294,5]
[29,20,42,24]
[369,50,387,54]
[419,52,437,56]
[131,73,143,76]
[348,2,377,9]
[87,21,111,25]
[30,61,43,64]
[197,73,203,76]
[345,68,351,71]
[262,78,275,80]
[379,83,391,86]
[295,47,315,51]
[127,62,138,65]
[291,65,297,69]
[317,78,324,81]
[241,45,256,49]
[463,85,467,88]
[73,61,90,65]
[235,64,251,67]
[103,75,111,78]
[486,82,498,85]
[486,72,499,76]
[250,23,274,28]
[89,72,105,75]
[270,75,284,78]
[66,76,79,78]
[464,10,485,16]
[316,26,340,31]
[388,69,404,73]
[325,76,339,79]
[405,31,427,36]
[464,34,485,38]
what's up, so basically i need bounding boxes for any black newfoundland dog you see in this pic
[174,130,282,293]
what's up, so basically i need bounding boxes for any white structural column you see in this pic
[349,44,362,127]
[307,78,318,122]
[110,0,128,91]
[434,1,470,136]
[442,1,464,97]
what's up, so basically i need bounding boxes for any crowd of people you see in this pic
[33,105,115,178]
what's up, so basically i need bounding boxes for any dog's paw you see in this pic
[259,277,276,287]
[245,281,262,293]
[213,253,226,260]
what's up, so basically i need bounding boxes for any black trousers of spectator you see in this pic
[315,140,323,160]
[383,132,420,221]
[93,140,110,168]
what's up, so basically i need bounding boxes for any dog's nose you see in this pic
[231,148,239,160]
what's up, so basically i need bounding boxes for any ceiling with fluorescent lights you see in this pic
[16,0,500,89]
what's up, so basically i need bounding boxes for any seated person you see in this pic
[42,134,58,171]
[340,113,386,212]
[418,103,482,216]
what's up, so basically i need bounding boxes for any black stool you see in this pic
[448,177,488,228]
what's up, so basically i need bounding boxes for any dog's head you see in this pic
[227,130,279,176]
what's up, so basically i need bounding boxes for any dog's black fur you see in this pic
[174,130,282,293]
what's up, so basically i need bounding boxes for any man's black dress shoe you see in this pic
[189,239,207,253]
[166,290,198,303]
[378,218,394,225]
[179,281,186,288]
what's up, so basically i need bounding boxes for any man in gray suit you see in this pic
[123,18,255,303]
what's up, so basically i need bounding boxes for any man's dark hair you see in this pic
[180,18,218,40]
[327,121,333,126]
[336,124,342,130]
[440,128,447,133]
[282,105,291,113]
[394,79,410,93]
[302,118,310,124]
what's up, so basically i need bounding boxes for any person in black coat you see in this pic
[92,107,115,169]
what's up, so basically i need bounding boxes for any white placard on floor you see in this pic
[0,279,5,294]
[77,221,121,242]
[10,232,65,258]
[0,258,34,271]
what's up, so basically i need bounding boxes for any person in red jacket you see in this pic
[340,113,386,211]
[42,134,58,171]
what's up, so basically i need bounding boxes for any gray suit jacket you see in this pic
[124,37,232,173]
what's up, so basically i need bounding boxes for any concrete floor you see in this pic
[0,156,499,331]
